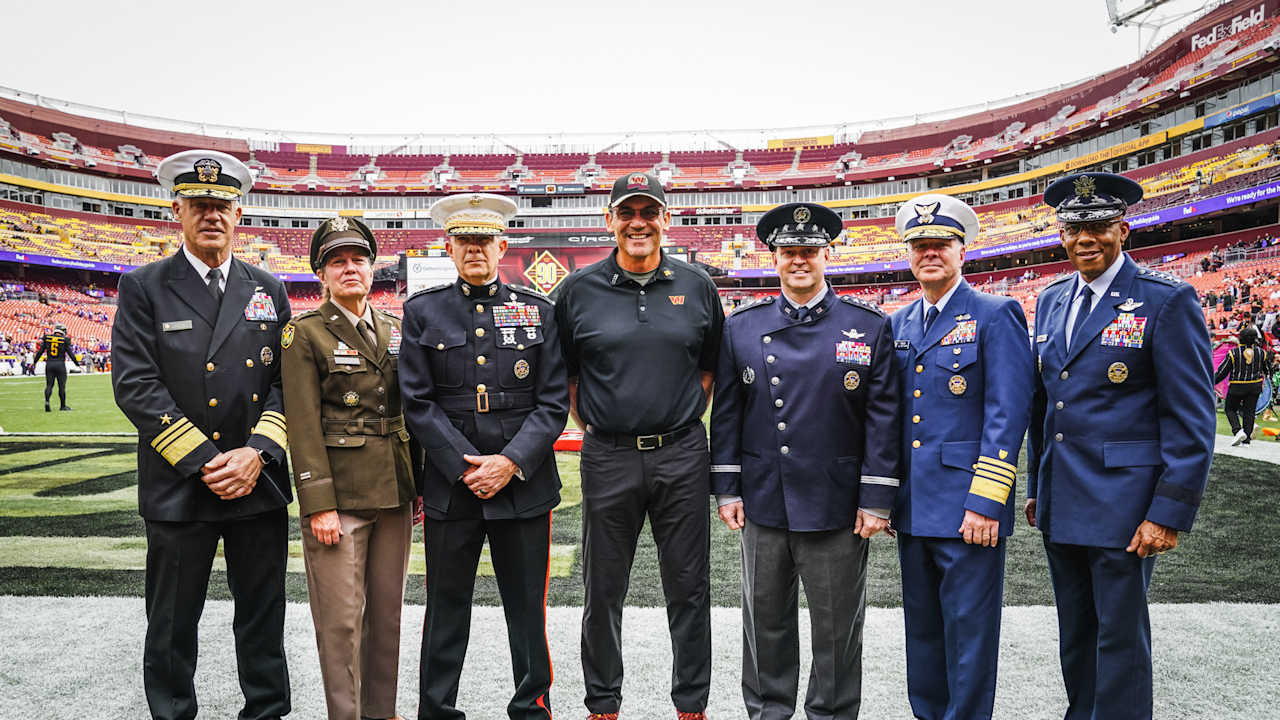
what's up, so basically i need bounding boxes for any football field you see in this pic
[1,373,1278,717]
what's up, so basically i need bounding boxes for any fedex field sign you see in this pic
[1191,4,1267,51]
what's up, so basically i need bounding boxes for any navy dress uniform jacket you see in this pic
[111,252,292,522]
[399,279,569,520]
[890,279,1034,535]
[710,290,901,531]
[1027,255,1215,548]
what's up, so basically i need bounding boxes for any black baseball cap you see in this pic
[609,172,666,208]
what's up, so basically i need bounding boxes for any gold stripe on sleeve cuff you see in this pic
[251,411,288,450]
[974,467,1014,487]
[151,418,209,467]
[969,476,1013,504]
[976,459,1017,483]
[978,455,1017,475]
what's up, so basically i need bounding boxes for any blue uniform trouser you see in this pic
[898,534,1005,720]
[1043,539,1156,720]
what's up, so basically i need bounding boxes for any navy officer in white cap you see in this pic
[710,202,901,720]
[1027,172,1214,720]
[112,149,293,720]
[890,193,1033,720]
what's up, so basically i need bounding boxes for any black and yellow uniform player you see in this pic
[34,322,72,411]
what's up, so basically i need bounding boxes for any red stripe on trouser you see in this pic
[535,510,554,718]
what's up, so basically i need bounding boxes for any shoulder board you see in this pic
[291,309,320,322]
[1135,267,1183,286]
[1045,274,1075,289]
[506,283,551,302]
[841,295,885,317]
[407,282,452,302]
[375,307,401,320]
[730,296,775,315]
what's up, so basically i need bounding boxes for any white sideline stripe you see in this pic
[0,597,1273,718]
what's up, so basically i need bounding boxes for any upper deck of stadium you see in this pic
[3,0,1280,198]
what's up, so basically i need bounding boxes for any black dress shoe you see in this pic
[59,406,73,411]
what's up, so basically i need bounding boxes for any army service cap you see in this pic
[895,193,980,244]
[157,149,253,200]
[1044,172,1143,223]
[609,172,667,208]
[430,193,518,236]
[756,202,843,249]
[310,216,377,272]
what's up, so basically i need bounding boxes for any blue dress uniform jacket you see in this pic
[891,279,1034,535]
[1027,256,1215,548]
[111,252,292,521]
[399,278,569,520]
[710,290,901,531]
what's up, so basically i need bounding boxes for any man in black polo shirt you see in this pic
[554,172,723,720]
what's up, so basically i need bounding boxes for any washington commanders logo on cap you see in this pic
[469,196,483,206]
[627,174,648,189]
[328,216,349,233]
[793,206,811,224]
[1073,175,1096,198]
[913,202,939,224]
[195,158,221,183]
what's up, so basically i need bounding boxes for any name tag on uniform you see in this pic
[1101,313,1147,348]
[1036,334,1048,343]
[333,356,361,366]
[244,290,278,322]
[894,339,910,350]
[162,320,193,332]
[941,320,977,345]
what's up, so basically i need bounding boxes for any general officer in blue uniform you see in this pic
[890,194,1034,720]
[1027,172,1215,720]
[400,193,569,720]
[710,202,901,720]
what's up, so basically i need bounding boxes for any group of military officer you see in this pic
[112,149,1213,720]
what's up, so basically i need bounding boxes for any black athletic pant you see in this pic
[579,424,712,715]
[419,512,554,720]
[43,360,67,407]
[1224,385,1263,438]
[142,507,290,720]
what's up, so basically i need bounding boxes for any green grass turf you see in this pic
[0,432,1276,606]
[0,374,133,433]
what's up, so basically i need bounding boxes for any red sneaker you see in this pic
[587,714,619,720]
[676,713,708,720]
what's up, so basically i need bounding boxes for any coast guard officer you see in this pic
[710,202,901,720]
[400,193,569,720]
[890,194,1033,720]
[111,149,292,720]
[1027,172,1215,720]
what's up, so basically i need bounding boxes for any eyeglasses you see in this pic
[613,206,664,221]
[1060,220,1120,239]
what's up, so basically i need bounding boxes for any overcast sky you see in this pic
[2,0,1215,140]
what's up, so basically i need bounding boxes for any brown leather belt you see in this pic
[588,421,701,451]
[436,391,534,414]
[322,416,405,436]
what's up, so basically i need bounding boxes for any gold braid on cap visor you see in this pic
[903,224,966,241]
[171,183,244,200]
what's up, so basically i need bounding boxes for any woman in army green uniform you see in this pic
[281,217,416,720]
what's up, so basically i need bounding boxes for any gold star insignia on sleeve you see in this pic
[160,413,172,425]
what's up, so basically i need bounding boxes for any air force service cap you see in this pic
[896,193,979,244]
[756,202,843,249]
[1044,172,1143,223]
[609,172,667,208]
[430,193,518,236]
[157,149,253,200]
[310,216,377,272]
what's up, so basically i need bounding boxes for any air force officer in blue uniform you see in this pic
[710,202,901,720]
[1027,173,1214,720]
[890,194,1033,720]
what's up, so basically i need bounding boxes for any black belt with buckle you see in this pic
[589,421,701,451]
[436,391,534,414]
[322,416,405,436]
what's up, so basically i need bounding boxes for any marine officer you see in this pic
[282,216,415,720]
[710,202,901,720]
[400,193,569,720]
[890,193,1034,720]
[1027,171,1215,720]
[111,149,292,720]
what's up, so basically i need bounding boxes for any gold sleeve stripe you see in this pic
[969,476,1012,504]
[974,467,1014,487]
[151,419,209,467]
[152,417,193,448]
[979,455,1018,474]
[252,412,288,450]
[976,460,1017,482]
